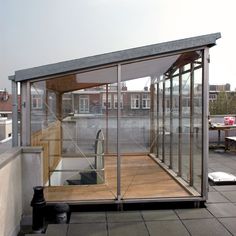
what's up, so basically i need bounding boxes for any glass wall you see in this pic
[155,50,203,194]
[30,67,118,201]
[29,49,204,201]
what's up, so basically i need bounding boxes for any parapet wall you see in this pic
[0,146,43,236]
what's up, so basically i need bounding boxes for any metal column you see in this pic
[178,68,183,176]
[21,81,31,146]
[12,79,18,147]
[162,80,165,163]
[190,63,194,186]
[202,48,209,199]
[170,75,173,169]
[156,83,159,158]
[117,64,121,200]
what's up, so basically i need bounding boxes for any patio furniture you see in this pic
[225,136,236,150]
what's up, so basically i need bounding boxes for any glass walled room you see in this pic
[28,50,204,201]
[12,33,220,204]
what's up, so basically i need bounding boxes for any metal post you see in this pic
[190,63,194,186]
[106,84,109,154]
[162,80,165,163]
[178,68,183,176]
[156,83,159,158]
[21,82,31,146]
[117,64,121,200]
[170,75,173,169]
[202,48,209,199]
[12,79,18,146]
[150,77,155,153]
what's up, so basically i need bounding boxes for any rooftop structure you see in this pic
[9,33,221,211]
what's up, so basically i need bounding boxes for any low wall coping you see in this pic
[0,147,21,169]
[0,146,43,169]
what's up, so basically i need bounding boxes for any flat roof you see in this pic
[11,32,221,82]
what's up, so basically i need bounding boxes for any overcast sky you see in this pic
[1,0,235,92]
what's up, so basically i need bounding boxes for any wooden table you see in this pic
[209,124,236,146]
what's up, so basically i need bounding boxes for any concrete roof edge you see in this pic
[12,32,221,82]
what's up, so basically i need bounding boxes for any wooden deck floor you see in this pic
[44,155,190,202]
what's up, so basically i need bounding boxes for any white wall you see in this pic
[50,157,95,186]
[0,118,12,140]
[0,147,43,236]
[21,147,43,215]
[0,148,22,236]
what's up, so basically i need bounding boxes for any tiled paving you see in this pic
[25,150,236,236]
[25,206,236,236]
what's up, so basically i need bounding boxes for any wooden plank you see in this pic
[44,155,190,202]
[31,121,62,184]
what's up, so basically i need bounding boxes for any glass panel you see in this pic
[30,67,118,201]
[158,81,163,160]
[119,54,194,200]
[164,79,171,167]
[193,64,203,193]
[182,67,191,183]
[151,83,158,155]
[172,76,179,173]
[119,77,151,155]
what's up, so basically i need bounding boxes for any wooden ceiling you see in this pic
[46,74,105,93]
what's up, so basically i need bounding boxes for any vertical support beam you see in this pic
[117,64,121,200]
[190,63,194,186]
[156,82,159,158]
[45,90,49,126]
[12,79,18,147]
[106,84,109,154]
[170,75,173,169]
[21,81,31,146]
[162,80,165,163]
[71,92,74,113]
[56,93,62,121]
[178,68,183,176]
[150,77,155,153]
[202,48,209,199]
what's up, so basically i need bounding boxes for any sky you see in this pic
[1,0,236,92]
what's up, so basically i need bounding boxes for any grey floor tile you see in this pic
[207,191,230,203]
[214,185,236,192]
[146,220,189,236]
[221,191,236,202]
[107,211,142,222]
[25,235,44,236]
[175,208,213,219]
[70,212,106,223]
[208,186,216,192]
[67,223,107,236]
[108,222,148,236]
[207,203,236,217]
[45,224,68,236]
[141,210,178,221]
[183,218,231,236]
[219,217,236,235]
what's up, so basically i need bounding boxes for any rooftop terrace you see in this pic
[15,150,236,235]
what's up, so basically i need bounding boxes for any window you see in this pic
[209,93,217,101]
[102,93,112,109]
[142,93,150,109]
[114,94,123,109]
[131,94,140,109]
[79,95,89,113]
[31,94,43,109]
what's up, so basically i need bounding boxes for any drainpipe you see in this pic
[31,186,46,233]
